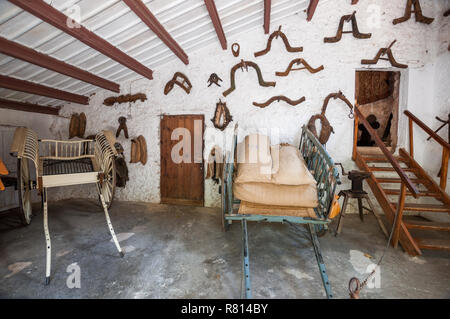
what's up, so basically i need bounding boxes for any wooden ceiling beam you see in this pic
[8,0,153,80]
[0,98,60,115]
[204,0,227,50]
[123,0,189,65]
[307,0,319,21]
[0,37,120,93]
[264,0,271,34]
[0,75,89,105]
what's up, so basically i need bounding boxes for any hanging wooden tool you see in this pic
[130,136,147,165]
[275,58,324,76]
[164,72,192,95]
[211,100,233,131]
[116,116,129,139]
[103,93,147,106]
[393,0,434,25]
[307,91,354,145]
[361,40,408,69]
[222,60,276,97]
[231,43,240,57]
[324,11,371,43]
[69,112,86,139]
[253,95,305,108]
[207,73,223,87]
[254,26,303,57]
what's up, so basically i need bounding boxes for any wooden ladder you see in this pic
[353,108,450,256]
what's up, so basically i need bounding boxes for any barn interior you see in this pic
[0,0,449,300]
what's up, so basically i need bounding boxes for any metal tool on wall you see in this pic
[164,72,192,95]
[207,73,223,87]
[116,116,128,139]
[103,93,147,106]
[393,0,434,25]
[253,95,306,108]
[307,91,354,145]
[324,11,371,43]
[211,99,233,131]
[231,43,240,57]
[223,60,276,97]
[254,25,303,57]
[275,58,324,76]
[361,40,408,69]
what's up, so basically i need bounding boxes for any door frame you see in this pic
[160,114,205,206]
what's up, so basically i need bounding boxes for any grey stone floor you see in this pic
[0,199,448,299]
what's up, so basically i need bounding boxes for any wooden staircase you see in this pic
[353,108,450,256]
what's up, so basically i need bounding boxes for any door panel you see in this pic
[160,115,204,206]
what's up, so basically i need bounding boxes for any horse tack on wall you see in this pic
[116,117,128,139]
[253,95,306,108]
[207,73,223,87]
[393,0,434,25]
[69,112,86,139]
[254,25,303,57]
[275,58,324,76]
[361,40,408,69]
[231,43,240,57]
[223,60,276,97]
[324,11,371,43]
[211,100,233,131]
[103,93,147,106]
[164,72,192,95]
[307,91,354,145]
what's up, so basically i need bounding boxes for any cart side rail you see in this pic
[299,125,341,219]
[39,139,95,160]
[10,127,39,171]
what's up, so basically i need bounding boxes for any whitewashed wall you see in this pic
[2,0,449,207]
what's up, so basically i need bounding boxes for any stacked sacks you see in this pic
[233,134,318,218]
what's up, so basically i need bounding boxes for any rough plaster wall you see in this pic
[5,0,448,208]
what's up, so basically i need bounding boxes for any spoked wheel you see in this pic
[17,158,32,225]
[98,155,116,209]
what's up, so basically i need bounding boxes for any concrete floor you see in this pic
[0,199,449,299]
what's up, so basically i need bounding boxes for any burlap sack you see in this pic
[233,182,318,207]
[234,134,272,183]
[238,201,316,218]
[271,145,316,186]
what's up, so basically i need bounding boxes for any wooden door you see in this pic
[160,115,204,206]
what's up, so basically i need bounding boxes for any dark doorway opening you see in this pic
[355,71,400,150]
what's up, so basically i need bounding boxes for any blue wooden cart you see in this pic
[221,125,341,299]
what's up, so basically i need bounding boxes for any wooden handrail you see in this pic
[404,110,450,150]
[354,105,419,197]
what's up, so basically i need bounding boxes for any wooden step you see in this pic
[404,220,450,231]
[369,166,416,172]
[391,203,450,213]
[362,156,407,163]
[415,238,450,251]
[376,177,426,185]
[383,188,442,198]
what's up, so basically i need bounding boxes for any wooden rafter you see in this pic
[204,0,227,50]
[0,37,120,93]
[8,0,153,80]
[0,75,89,105]
[123,0,189,65]
[264,0,271,34]
[0,98,60,115]
[307,0,319,21]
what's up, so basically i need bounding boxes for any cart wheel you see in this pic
[99,156,116,209]
[17,158,32,225]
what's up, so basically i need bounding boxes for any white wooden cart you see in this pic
[10,127,123,285]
